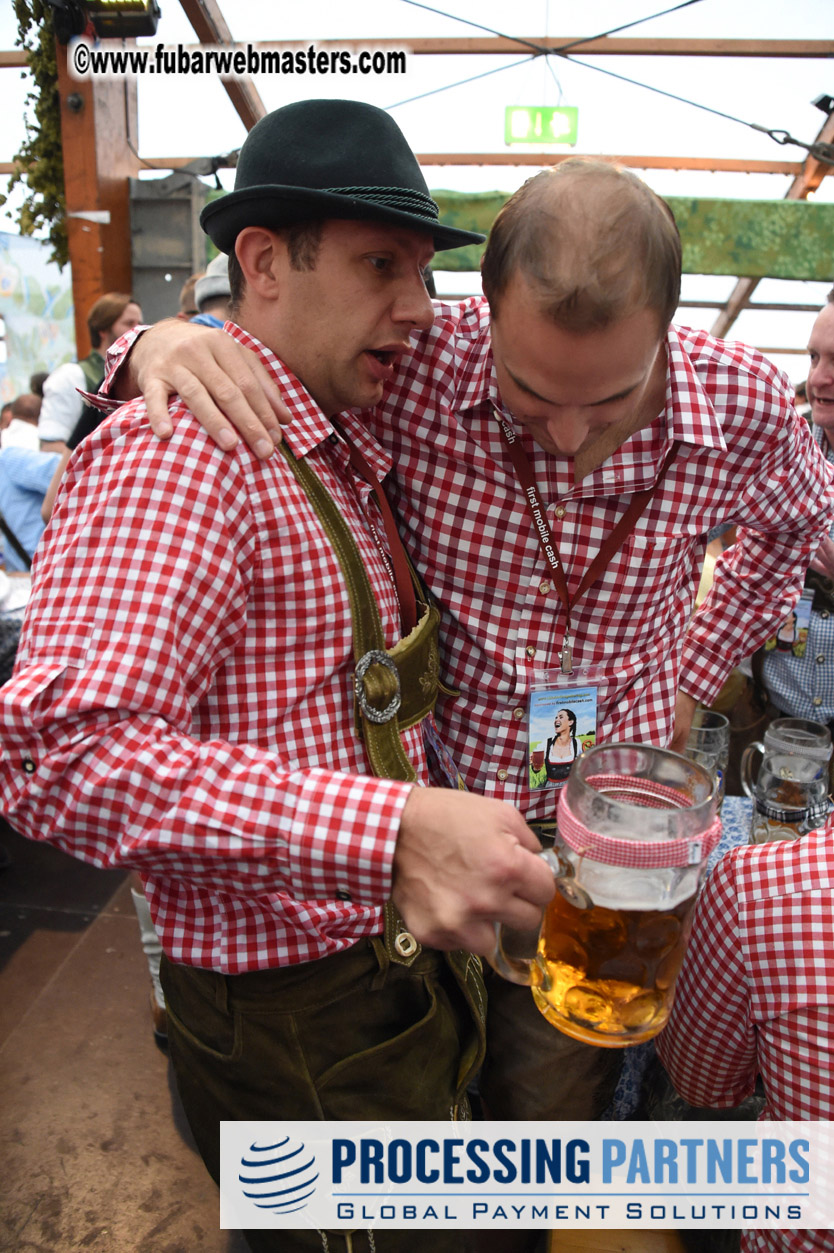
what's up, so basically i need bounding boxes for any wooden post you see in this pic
[55,39,139,357]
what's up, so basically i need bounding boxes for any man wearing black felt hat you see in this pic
[0,99,556,1253]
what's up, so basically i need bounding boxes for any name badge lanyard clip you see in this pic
[492,407,679,674]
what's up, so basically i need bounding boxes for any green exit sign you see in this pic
[504,106,579,145]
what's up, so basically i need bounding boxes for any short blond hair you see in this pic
[481,160,681,333]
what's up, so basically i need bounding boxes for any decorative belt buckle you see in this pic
[355,649,402,724]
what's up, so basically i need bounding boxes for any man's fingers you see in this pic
[810,536,834,579]
[511,818,548,854]
[183,361,286,457]
[161,373,240,451]
[510,841,557,909]
[144,379,176,438]
[496,894,548,935]
[196,337,288,446]
[130,321,292,456]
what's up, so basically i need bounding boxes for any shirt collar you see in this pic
[224,322,336,461]
[662,325,726,453]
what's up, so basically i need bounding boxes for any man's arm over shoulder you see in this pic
[100,321,288,457]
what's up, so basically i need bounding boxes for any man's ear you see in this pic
[235,228,283,299]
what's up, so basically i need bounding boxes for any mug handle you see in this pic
[487,848,562,985]
[740,741,764,799]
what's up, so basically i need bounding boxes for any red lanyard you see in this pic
[331,420,419,636]
[493,406,679,673]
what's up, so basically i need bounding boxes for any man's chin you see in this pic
[811,403,834,433]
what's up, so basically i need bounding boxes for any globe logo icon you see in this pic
[238,1135,319,1215]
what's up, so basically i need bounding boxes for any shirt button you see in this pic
[821,611,830,620]
[22,758,36,774]
[526,645,537,658]
[513,707,525,719]
[329,432,339,444]
[817,654,826,665]
[496,769,509,782]
[539,581,551,595]
[335,889,351,901]
[813,697,823,707]
[554,506,566,519]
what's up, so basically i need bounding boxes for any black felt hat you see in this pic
[200,98,485,254]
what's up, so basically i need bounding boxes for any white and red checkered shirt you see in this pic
[656,826,834,1253]
[366,299,834,820]
[0,324,425,972]
[95,303,834,821]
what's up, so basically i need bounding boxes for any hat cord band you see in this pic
[323,185,440,220]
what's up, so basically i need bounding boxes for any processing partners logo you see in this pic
[221,1120,833,1234]
[237,1134,319,1217]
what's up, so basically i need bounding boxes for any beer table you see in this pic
[606,793,753,1120]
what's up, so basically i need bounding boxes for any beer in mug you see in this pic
[532,871,698,1045]
[491,743,720,1047]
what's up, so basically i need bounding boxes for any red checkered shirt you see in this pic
[95,304,834,824]
[368,299,834,820]
[0,324,424,972]
[656,826,834,1253]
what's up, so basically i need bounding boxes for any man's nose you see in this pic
[810,359,834,390]
[393,275,435,331]
[544,410,591,456]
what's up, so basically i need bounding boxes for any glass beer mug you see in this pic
[749,751,830,844]
[491,744,721,1047]
[741,716,832,800]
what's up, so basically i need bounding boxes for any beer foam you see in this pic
[572,862,701,912]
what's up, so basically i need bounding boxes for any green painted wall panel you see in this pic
[430,188,834,279]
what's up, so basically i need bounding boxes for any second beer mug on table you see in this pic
[491,744,721,1048]
[684,708,730,806]
[741,716,832,799]
[749,751,830,845]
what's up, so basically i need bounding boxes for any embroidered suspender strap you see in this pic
[278,444,487,1048]
[276,439,441,783]
[331,419,419,635]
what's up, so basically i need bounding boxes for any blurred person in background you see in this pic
[1,393,41,450]
[755,289,834,757]
[176,271,202,321]
[191,253,231,328]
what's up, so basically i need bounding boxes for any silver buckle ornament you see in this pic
[355,649,402,724]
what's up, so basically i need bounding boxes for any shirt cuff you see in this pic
[679,636,733,708]
[285,770,413,906]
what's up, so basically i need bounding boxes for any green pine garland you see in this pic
[1,0,68,267]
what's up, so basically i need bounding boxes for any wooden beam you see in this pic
[711,110,834,337]
[210,36,834,58]
[56,40,139,357]
[416,154,802,174]
[69,155,801,176]
[679,301,824,314]
[176,0,266,132]
[3,38,833,63]
[0,50,28,67]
